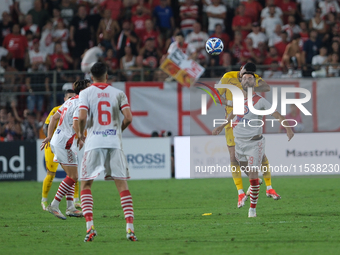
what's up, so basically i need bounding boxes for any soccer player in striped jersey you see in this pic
[216,63,281,209]
[77,62,136,242]
[213,72,294,217]
[41,80,90,219]
[41,89,78,211]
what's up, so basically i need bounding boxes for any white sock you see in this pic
[67,199,74,209]
[267,185,272,190]
[51,199,60,208]
[126,223,134,232]
[74,198,79,202]
[41,197,48,202]
[249,207,256,212]
[86,221,94,231]
[238,189,244,195]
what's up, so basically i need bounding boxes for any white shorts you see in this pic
[50,144,78,166]
[81,62,96,73]
[80,148,130,181]
[235,136,265,170]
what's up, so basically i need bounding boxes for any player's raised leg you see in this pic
[41,143,59,210]
[47,164,81,219]
[262,155,281,200]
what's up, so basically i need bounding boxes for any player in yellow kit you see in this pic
[217,63,281,208]
[41,89,81,211]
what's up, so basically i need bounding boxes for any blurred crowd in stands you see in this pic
[0,0,339,140]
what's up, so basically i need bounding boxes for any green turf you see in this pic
[1,176,340,254]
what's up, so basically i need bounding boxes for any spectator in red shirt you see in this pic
[141,19,162,49]
[3,24,28,71]
[228,30,245,64]
[240,37,262,64]
[244,0,263,23]
[275,30,289,57]
[131,0,152,16]
[132,5,150,38]
[100,0,123,21]
[279,0,297,24]
[263,46,282,65]
[299,21,309,44]
[232,4,252,39]
[105,48,119,76]
[47,42,73,70]
[179,0,198,36]
[210,23,230,50]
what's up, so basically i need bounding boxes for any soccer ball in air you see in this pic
[205,38,224,55]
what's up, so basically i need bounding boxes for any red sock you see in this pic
[81,189,93,222]
[120,190,134,223]
[55,176,75,202]
[249,179,260,208]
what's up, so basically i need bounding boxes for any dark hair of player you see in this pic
[242,71,256,79]
[73,80,90,95]
[64,89,75,96]
[90,62,107,81]
[244,62,256,72]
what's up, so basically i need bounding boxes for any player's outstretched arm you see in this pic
[254,78,270,92]
[121,108,133,132]
[40,112,60,150]
[272,111,294,141]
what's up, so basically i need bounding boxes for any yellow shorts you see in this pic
[225,126,235,147]
[45,143,59,172]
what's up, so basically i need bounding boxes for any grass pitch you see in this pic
[1,176,340,255]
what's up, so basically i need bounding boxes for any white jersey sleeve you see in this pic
[73,105,79,120]
[118,92,130,111]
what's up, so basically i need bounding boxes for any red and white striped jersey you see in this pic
[232,93,273,138]
[79,83,130,152]
[21,24,40,36]
[51,96,80,149]
[180,4,198,31]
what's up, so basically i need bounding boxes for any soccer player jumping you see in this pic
[217,63,281,208]
[77,62,137,242]
[213,72,294,217]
